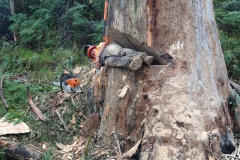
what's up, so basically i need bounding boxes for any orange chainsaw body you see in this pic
[66,78,80,88]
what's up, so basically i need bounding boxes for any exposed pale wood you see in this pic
[118,85,129,98]
[0,117,30,135]
[123,138,142,158]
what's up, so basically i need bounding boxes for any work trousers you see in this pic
[100,42,142,68]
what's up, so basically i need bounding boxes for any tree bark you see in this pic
[9,0,17,42]
[91,0,235,159]
[9,0,16,14]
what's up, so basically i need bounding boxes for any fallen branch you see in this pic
[0,76,9,108]
[27,86,48,121]
[108,130,144,159]
[78,111,87,120]
[70,96,86,120]
[79,94,90,108]
[113,127,122,156]
[55,109,68,132]
[222,154,240,160]
[230,80,240,94]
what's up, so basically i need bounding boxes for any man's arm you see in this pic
[94,41,108,68]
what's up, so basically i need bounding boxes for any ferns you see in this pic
[8,0,104,49]
[220,31,240,78]
[215,0,240,79]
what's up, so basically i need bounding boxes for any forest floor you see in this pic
[0,66,116,160]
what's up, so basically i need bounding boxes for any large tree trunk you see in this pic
[91,0,235,159]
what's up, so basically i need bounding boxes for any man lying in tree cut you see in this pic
[83,37,154,71]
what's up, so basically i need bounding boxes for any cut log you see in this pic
[0,138,43,160]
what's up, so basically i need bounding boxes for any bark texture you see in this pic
[90,0,234,159]
[9,0,16,14]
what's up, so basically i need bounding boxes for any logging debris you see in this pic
[230,80,240,94]
[27,86,48,121]
[0,137,43,160]
[0,67,125,159]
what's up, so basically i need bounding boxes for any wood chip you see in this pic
[123,139,142,158]
[118,85,129,98]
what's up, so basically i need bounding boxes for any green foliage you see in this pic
[0,150,6,160]
[9,11,57,48]
[214,0,240,79]
[215,9,240,35]
[0,75,41,123]
[88,20,105,44]
[0,44,90,159]
[0,48,48,73]
[229,88,240,129]
[3,79,29,107]
[222,0,240,11]
[42,149,54,160]
[4,112,26,124]
[8,0,104,49]
[0,0,8,7]
[219,31,240,78]
[0,0,102,159]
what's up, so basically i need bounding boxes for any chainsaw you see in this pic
[53,74,83,93]
[60,75,83,93]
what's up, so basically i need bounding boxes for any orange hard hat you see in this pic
[83,45,96,59]
[87,46,96,59]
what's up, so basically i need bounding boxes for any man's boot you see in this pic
[140,52,147,59]
[129,55,143,70]
[139,52,153,65]
[144,56,154,65]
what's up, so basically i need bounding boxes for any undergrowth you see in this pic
[0,44,92,159]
